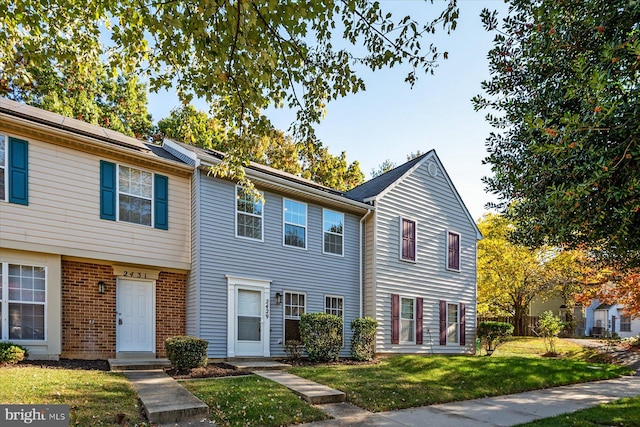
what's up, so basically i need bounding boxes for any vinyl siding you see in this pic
[372,158,477,354]
[186,170,201,336]
[0,136,191,269]
[195,172,362,358]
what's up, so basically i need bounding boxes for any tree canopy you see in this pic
[473,0,640,266]
[2,0,459,176]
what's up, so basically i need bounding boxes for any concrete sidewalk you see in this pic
[302,376,640,426]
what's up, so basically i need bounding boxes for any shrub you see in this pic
[538,311,565,356]
[165,336,208,370]
[0,342,28,365]
[284,340,304,361]
[351,317,378,361]
[477,321,514,355]
[299,313,343,362]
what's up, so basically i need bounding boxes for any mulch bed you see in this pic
[165,363,250,379]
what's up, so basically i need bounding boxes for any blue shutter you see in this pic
[154,174,168,230]
[100,161,117,221]
[8,137,28,205]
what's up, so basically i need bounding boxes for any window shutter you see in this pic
[460,303,466,346]
[391,294,399,344]
[402,219,416,261]
[8,137,28,205]
[439,300,446,345]
[100,161,116,221]
[448,233,460,270]
[154,174,169,230]
[416,297,423,345]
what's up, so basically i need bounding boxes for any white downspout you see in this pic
[359,208,373,318]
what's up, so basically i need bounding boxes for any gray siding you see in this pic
[186,170,201,336]
[372,157,478,354]
[195,171,362,358]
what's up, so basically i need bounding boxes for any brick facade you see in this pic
[61,260,186,359]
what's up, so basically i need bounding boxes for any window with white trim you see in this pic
[0,134,6,201]
[283,199,307,248]
[236,186,263,240]
[447,231,461,271]
[447,303,459,344]
[118,165,153,226]
[400,297,415,343]
[284,291,306,342]
[323,209,344,255]
[325,295,344,345]
[1,263,46,341]
[620,315,632,332]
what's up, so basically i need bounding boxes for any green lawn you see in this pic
[289,338,632,412]
[0,366,146,426]
[181,375,328,427]
[516,396,640,427]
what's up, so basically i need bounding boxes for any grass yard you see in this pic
[0,366,146,426]
[181,375,328,427]
[289,338,632,412]
[516,396,640,427]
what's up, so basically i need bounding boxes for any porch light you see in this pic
[275,292,282,305]
[98,281,107,294]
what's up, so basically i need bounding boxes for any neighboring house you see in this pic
[0,98,193,360]
[346,152,481,354]
[163,140,372,359]
[529,295,587,337]
[585,301,640,338]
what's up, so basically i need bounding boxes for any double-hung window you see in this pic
[118,165,153,226]
[100,161,168,229]
[447,231,461,271]
[400,297,415,343]
[447,303,459,344]
[236,186,263,240]
[283,199,307,248]
[1,263,46,341]
[323,209,344,255]
[0,134,29,205]
[284,291,306,342]
[400,218,416,261]
[620,315,632,332]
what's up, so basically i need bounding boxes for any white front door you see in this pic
[227,276,270,357]
[117,279,154,353]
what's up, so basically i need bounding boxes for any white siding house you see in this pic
[347,152,481,354]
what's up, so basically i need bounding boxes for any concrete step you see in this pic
[255,370,346,404]
[224,360,291,371]
[108,358,171,371]
[124,370,209,425]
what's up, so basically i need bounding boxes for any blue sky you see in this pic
[147,1,507,221]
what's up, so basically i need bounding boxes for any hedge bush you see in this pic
[284,339,304,361]
[351,317,378,361]
[0,342,28,365]
[538,311,565,355]
[299,313,343,362]
[165,336,208,370]
[477,321,513,355]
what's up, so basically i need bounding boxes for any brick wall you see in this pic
[155,271,187,356]
[61,260,187,359]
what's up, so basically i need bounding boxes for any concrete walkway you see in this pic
[123,370,208,425]
[302,376,640,426]
[255,370,346,404]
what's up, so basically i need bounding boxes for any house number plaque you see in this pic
[265,299,269,319]
[113,265,160,280]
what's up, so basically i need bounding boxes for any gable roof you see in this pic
[345,151,432,202]
[0,97,192,175]
[346,150,482,240]
[163,139,373,214]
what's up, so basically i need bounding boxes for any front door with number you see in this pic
[117,279,154,353]
[235,288,265,356]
